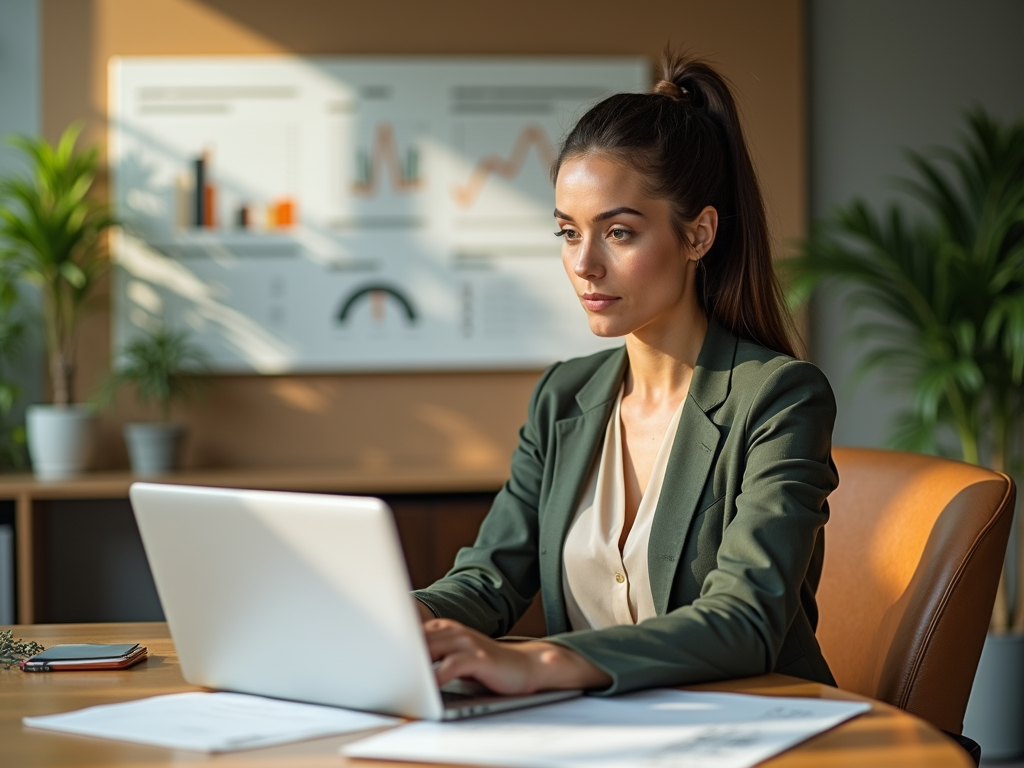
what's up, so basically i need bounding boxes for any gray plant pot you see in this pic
[124,422,185,477]
[963,632,1024,760]
[26,404,96,480]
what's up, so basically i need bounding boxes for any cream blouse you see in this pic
[561,386,686,630]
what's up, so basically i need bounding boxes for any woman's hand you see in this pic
[423,618,612,695]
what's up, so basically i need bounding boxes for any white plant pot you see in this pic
[26,404,96,480]
[124,422,184,477]
[963,632,1024,760]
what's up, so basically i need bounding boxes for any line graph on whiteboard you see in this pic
[452,124,556,208]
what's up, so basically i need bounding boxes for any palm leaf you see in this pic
[787,108,1024,466]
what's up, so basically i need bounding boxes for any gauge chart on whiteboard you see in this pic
[109,57,648,373]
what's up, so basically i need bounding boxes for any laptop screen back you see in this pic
[130,483,443,719]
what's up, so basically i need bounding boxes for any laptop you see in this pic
[129,482,580,720]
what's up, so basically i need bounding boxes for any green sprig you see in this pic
[0,628,45,669]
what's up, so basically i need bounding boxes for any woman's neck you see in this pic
[623,301,709,406]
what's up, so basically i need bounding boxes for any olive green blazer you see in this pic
[414,320,839,694]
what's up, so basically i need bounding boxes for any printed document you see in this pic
[23,691,398,752]
[344,689,871,768]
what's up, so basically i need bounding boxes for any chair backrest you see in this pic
[817,447,1014,734]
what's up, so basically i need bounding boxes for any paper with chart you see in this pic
[23,691,397,752]
[343,689,871,768]
[109,57,647,372]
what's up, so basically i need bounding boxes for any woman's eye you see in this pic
[609,228,631,240]
[554,228,579,240]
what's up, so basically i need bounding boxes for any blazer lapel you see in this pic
[648,320,736,615]
[539,347,627,634]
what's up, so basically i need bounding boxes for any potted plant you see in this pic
[785,109,1024,758]
[0,125,113,478]
[100,326,207,476]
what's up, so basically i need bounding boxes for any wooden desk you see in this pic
[0,467,508,624]
[1,623,972,768]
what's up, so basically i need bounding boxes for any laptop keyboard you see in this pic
[441,689,475,703]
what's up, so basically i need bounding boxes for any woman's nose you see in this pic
[573,240,604,280]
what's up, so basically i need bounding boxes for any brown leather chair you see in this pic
[816,447,1015,735]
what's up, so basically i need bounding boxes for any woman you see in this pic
[413,53,839,697]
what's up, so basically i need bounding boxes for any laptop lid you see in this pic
[129,483,445,720]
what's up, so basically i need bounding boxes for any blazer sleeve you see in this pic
[546,359,838,694]
[411,364,558,637]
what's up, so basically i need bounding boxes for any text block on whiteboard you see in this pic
[109,57,649,373]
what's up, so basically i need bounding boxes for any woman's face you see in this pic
[554,153,704,340]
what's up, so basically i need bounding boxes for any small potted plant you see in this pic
[0,124,113,478]
[101,327,208,476]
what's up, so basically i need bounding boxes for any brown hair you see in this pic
[552,52,796,357]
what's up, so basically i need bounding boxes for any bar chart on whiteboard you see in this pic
[109,57,647,373]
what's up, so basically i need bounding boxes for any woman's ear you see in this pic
[689,206,719,260]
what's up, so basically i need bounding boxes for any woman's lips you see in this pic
[582,293,620,311]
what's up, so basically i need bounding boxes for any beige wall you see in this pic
[41,0,806,472]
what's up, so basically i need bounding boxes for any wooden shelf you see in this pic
[0,464,509,499]
[5,465,509,625]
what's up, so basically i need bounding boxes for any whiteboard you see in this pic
[109,57,648,373]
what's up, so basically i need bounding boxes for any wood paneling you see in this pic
[39,0,806,473]
[389,493,546,638]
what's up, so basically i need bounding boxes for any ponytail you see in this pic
[552,51,795,358]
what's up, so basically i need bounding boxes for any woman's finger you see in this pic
[421,618,540,694]
[435,652,525,692]
[434,642,533,693]
[423,620,483,661]
[433,650,490,687]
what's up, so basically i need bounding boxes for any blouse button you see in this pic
[615,572,625,584]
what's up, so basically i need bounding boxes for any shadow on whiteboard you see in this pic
[116,231,296,373]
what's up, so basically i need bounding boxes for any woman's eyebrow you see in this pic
[593,206,644,221]
[553,206,645,222]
